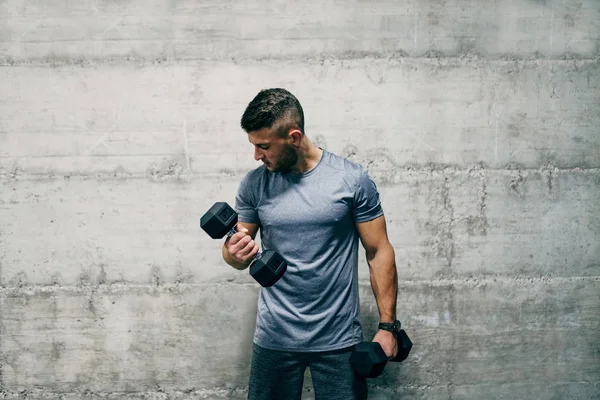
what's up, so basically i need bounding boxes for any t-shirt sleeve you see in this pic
[352,167,384,223]
[235,172,261,224]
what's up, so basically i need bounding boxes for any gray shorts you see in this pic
[248,343,368,400]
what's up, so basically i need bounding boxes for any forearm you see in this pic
[366,243,398,322]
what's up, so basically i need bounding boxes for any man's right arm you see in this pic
[222,221,260,270]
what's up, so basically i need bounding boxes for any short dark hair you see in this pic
[240,88,305,137]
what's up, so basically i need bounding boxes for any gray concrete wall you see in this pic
[1,0,599,399]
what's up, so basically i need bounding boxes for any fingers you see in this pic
[226,231,258,262]
[242,242,260,260]
[372,331,399,359]
[237,236,257,257]
[236,241,259,262]
[229,232,251,248]
[249,241,259,257]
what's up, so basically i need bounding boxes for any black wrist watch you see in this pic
[378,320,402,333]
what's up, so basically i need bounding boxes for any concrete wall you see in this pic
[1,0,599,399]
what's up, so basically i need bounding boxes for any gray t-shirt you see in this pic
[235,148,384,352]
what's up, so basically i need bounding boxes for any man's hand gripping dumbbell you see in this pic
[350,320,413,378]
[200,202,287,287]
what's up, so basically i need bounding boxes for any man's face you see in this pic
[248,127,298,173]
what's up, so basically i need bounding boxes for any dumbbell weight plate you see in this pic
[249,250,287,287]
[390,329,413,362]
[350,342,388,378]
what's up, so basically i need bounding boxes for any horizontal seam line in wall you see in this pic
[1,168,600,179]
[0,56,599,66]
[0,384,598,397]
[0,154,195,158]
[0,154,598,163]
[3,37,599,42]
[0,277,599,293]
[0,390,251,398]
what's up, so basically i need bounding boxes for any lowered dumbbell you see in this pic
[200,202,287,287]
[350,327,413,378]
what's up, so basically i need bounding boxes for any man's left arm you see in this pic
[356,215,399,359]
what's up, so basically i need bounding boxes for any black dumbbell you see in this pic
[200,202,287,287]
[350,328,413,378]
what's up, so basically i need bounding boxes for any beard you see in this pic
[270,144,298,173]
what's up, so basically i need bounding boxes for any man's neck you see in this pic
[293,142,323,174]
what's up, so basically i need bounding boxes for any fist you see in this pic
[373,330,398,360]
[225,223,259,263]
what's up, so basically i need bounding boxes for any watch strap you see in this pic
[378,320,401,332]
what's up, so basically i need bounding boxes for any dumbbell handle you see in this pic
[226,227,263,259]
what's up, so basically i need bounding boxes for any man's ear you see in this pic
[289,129,303,147]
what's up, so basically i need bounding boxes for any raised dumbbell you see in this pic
[200,202,287,287]
[350,328,413,378]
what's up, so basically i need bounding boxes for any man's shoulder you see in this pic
[322,149,368,179]
[241,164,268,181]
[238,164,268,193]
